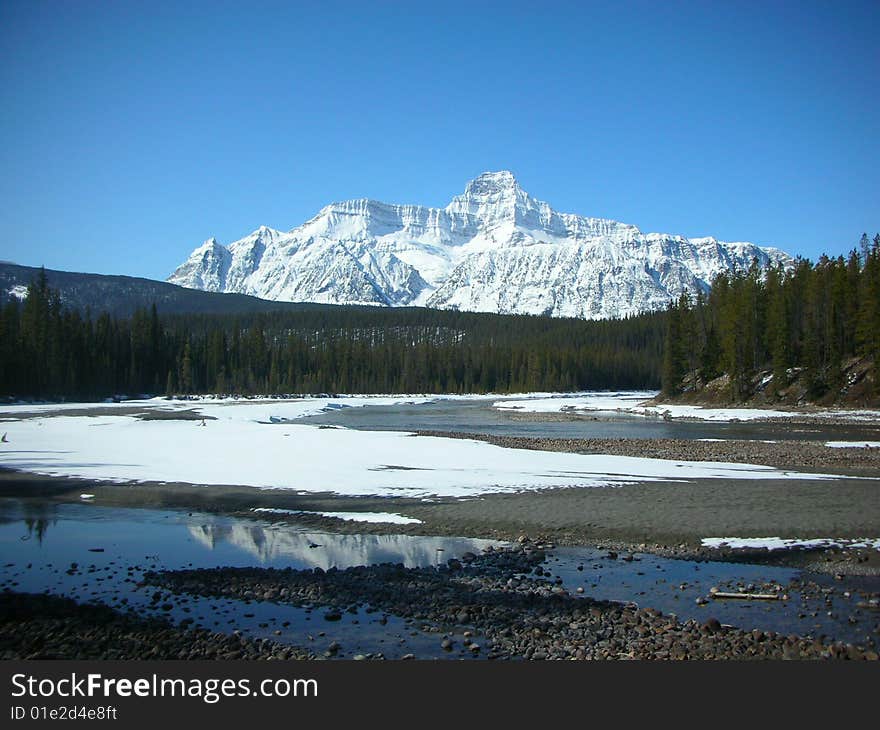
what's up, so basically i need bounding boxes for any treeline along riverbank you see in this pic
[662,234,880,406]
[0,269,663,400]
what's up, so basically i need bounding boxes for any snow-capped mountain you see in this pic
[169,171,791,319]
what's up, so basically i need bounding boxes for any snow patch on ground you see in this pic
[0,399,837,498]
[0,394,444,418]
[825,441,880,449]
[697,438,778,443]
[494,392,880,423]
[494,391,656,413]
[0,391,616,417]
[701,537,880,551]
[7,285,28,300]
[252,508,422,524]
[191,396,439,423]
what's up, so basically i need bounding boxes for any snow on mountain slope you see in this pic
[168,171,791,319]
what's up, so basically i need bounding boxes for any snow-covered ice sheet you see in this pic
[493,392,880,422]
[0,400,836,498]
[252,508,422,524]
[701,537,880,551]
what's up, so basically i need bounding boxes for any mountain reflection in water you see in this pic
[0,499,502,572]
[187,520,500,569]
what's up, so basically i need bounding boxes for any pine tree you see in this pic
[765,263,789,394]
[179,342,193,394]
[661,301,685,396]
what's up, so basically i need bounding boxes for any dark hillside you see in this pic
[0,263,323,317]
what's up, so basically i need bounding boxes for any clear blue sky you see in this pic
[1,0,877,280]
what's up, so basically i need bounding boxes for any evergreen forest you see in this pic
[5,232,877,405]
[662,233,880,403]
[0,269,664,400]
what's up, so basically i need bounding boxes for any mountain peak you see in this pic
[462,170,522,198]
[169,173,792,320]
[250,225,282,239]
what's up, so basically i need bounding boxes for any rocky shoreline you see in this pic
[0,592,315,660]
[141,540,878,660]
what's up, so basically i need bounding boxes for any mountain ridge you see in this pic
[0,262,332,317]
[169,171,792,319]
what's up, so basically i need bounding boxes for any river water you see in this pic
[2,498,877,655]
[298,397,880,442]
[0,499,498,660]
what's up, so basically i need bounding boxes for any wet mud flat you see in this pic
[394,478,880,574]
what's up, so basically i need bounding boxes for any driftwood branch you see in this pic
[710,591,780,601]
